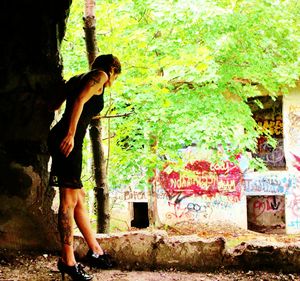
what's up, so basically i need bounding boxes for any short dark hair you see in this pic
[91,54,121,77]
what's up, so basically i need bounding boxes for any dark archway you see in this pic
[0,0,71,250]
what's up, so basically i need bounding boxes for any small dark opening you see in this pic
[247,96,286,171]
[247,195,285,234]
[131,202,149,229]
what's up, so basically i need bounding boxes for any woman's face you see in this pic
[105,71,118,87]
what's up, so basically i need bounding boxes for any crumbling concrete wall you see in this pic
[0,0,71,250]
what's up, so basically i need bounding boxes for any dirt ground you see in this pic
[156,222,300,249]
[0,249,300,281]
[1,223,300,281]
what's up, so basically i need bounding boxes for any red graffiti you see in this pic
[252,200,266,218]
[292,153,300,171]
[252,196,283,219]
[289,192,300,217]
[165,202,193,220]
[159,160,242,202]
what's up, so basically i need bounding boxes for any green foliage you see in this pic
[61,0,88,77]
[61,0,300,190]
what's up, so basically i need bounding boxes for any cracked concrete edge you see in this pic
[73,232,300,272]
[223,240,300,272]
[74,231,225,271]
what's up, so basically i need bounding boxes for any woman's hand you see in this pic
[60,134,74,157]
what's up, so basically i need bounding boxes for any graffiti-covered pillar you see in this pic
[283,83,300,233]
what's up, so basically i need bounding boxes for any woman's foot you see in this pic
[85,249,115,269]
[57,258,93,281]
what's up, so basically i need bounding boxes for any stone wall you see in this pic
[0,0,71,250]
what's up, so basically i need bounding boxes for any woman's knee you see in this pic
[76,189,86,207]
[78,189,86,199]
[59,188,79,209]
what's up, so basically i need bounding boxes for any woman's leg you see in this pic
[58,187,79,266]
[74,189,104,255]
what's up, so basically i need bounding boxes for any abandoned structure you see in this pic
[110,88,300,235]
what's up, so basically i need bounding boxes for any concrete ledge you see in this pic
[74,231,300,272]
[74,230,168,269]
[155,235,225,271]
[224,240,300,272]
[74,231,225,271]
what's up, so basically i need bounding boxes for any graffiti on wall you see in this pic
[288,106,300,148]
[286,191,300,230]
[157,160,244,224]
[124,190,147,201]
[247,195,285,232]
[254,138,286,169]
[284,101,300,232]
[159,160,243,203]
[156,180,239,219]
[248,196,284,220]
[287,191,300,218]
[244,173,296,195]
[244,171,296,233]
[292,153,300,172]
[248,96,286,170]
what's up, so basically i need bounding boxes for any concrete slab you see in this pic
[224,240,300,272]
[74,230,300,272]
[154,235,225,271]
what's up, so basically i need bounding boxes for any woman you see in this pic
[48,54,121,281]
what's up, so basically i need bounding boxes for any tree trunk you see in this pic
[148,137,162,227]
[89,118,110,233]
[83,0,98,67]
[83,0,110,233]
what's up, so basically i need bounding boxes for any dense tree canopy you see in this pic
[61,0,300,189]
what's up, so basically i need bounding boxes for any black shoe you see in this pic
[57,259,93,281]
[85,249,116,269]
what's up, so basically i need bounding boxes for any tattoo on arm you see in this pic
[88,72,101,87]
[58,206,73,246]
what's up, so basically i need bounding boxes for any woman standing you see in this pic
[48,54,121,281]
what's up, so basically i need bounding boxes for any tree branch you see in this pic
[92,112,133,120]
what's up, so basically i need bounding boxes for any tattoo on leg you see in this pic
[58,206,73,246]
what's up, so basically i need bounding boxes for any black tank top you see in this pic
[49,70,105,149]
